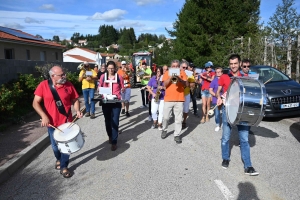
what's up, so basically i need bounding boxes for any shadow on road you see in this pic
[290,122,300,143]
[236,182,259,200]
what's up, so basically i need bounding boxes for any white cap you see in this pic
[121,61,126,65]
[84,61,89,65]
[208,61,213,66]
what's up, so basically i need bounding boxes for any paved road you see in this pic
[0,88,300,200]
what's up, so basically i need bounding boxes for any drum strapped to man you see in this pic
[53,123,85,154]
[225,77,267,127]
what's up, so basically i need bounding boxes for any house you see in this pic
[0,26,64,61]
[63,47,106,65]
[78,39,88,46]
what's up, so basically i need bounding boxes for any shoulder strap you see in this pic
[47,79,71,120]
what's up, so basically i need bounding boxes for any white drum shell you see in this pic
[53,123,85,154]
[225,77,267,126]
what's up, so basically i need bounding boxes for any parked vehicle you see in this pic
[131,51,153,87]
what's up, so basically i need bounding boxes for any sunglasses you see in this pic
[243,65,250,68]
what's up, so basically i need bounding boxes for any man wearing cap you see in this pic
[117,61,132,117]
[78,61,98,119]
[200,62,215,124]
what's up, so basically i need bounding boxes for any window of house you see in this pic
[55,52,58,61]
[40,51,46,61]
[26,50,30,60]
[4,49,14,59]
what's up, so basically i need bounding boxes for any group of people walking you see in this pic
[32,53,259,179]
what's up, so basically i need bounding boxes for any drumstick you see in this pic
[48,124,64,133]
[67,107,85,128]
[39,119,64,133]
[208,105,218,116]
[264,77,273,84]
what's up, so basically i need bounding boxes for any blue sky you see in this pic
[0,0,299,40]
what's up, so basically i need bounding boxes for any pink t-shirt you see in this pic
[99,73,124,99]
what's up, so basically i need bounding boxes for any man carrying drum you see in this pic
[33,66,83,178]
[216,54,259,176]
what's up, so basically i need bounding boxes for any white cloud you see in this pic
[24,17,44,24]
[114,21,145,28]
[39,4,55,11]
[0,22,24,29]
[133,0,162,6]
[88,9,127,22]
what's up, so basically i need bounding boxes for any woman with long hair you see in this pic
[98,61,124,151]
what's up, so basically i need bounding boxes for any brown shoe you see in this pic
[111,144,117,151]
[200,117,205,124]
[85,112,90,117]
[90,114,95,119]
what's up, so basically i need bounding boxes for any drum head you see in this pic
[226,79,241,124]
[53,123,80,142]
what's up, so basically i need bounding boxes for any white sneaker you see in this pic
[140,105,146,108]
[148,116,152,121]
[145,104,149,107]
[215,126,220,132]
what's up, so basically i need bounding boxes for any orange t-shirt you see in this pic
[162,70,187,102]
[117,69,131,88]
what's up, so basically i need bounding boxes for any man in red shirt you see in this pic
[33,66,83,178]
[216,54,259,176]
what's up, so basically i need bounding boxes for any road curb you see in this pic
[0,133,49,185]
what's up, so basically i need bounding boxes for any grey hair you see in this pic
[180,60,189,67]
[49,69,54,76]
[170,59,180,66]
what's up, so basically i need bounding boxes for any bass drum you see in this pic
[225,77,267,126]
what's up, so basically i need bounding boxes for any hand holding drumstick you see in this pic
[39,119,64,133]
[67,108,85,128]
[208,105,219,116]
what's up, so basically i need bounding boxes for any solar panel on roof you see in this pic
[0,26,45,42]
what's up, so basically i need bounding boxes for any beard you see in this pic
[56,77,67,84]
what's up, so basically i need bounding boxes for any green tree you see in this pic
[168,0,260,66]
[52,35,60,42]
[267,0,300,76]
[98,25,119,47]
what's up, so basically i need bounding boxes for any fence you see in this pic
[0,60,79,85]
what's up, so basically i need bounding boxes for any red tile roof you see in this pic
[65,54,95,62]
[0,30,64,48]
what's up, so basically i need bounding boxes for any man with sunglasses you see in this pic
[240,59,254,76]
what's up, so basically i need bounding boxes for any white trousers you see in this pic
[162,101,183,137]
[151,99,164,123]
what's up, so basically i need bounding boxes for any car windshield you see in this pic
[250,67,290,83]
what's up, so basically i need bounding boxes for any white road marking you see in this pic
[214,179,235,200]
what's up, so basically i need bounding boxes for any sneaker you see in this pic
[151,123,156,129]
[157,124,163,131]
[140,105,146,108]
[121,109,125,114]
[245,167,259,176]
[85,112,90,117]
[145,104,149,107]
[174,136,182,144]
[161,130,167,139]
[222,159,230,169]
[126,112,130,117]
[215,126,220,132]
[194,113,200,117]
[90,114,95,119]
[148,116,152,121]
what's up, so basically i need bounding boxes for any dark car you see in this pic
[249,65,300,118]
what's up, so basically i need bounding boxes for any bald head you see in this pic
[49,66,66,85]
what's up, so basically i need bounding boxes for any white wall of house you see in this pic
[63,48,96,60]
[63,56,82,63]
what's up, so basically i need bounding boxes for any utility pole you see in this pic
[264,37,267,65]
[271,42,274,67]
[297,34,300,83]
[248,37,251,59]
[287,36,292,77]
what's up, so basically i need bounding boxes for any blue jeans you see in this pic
[102,103,121,144]
[82,88,95,114]
[221,105,252,169]
[48,127,70,169]
[212,103,221,126]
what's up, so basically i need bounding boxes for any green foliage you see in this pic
[66,71,82,95]
[168,0,260,66]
